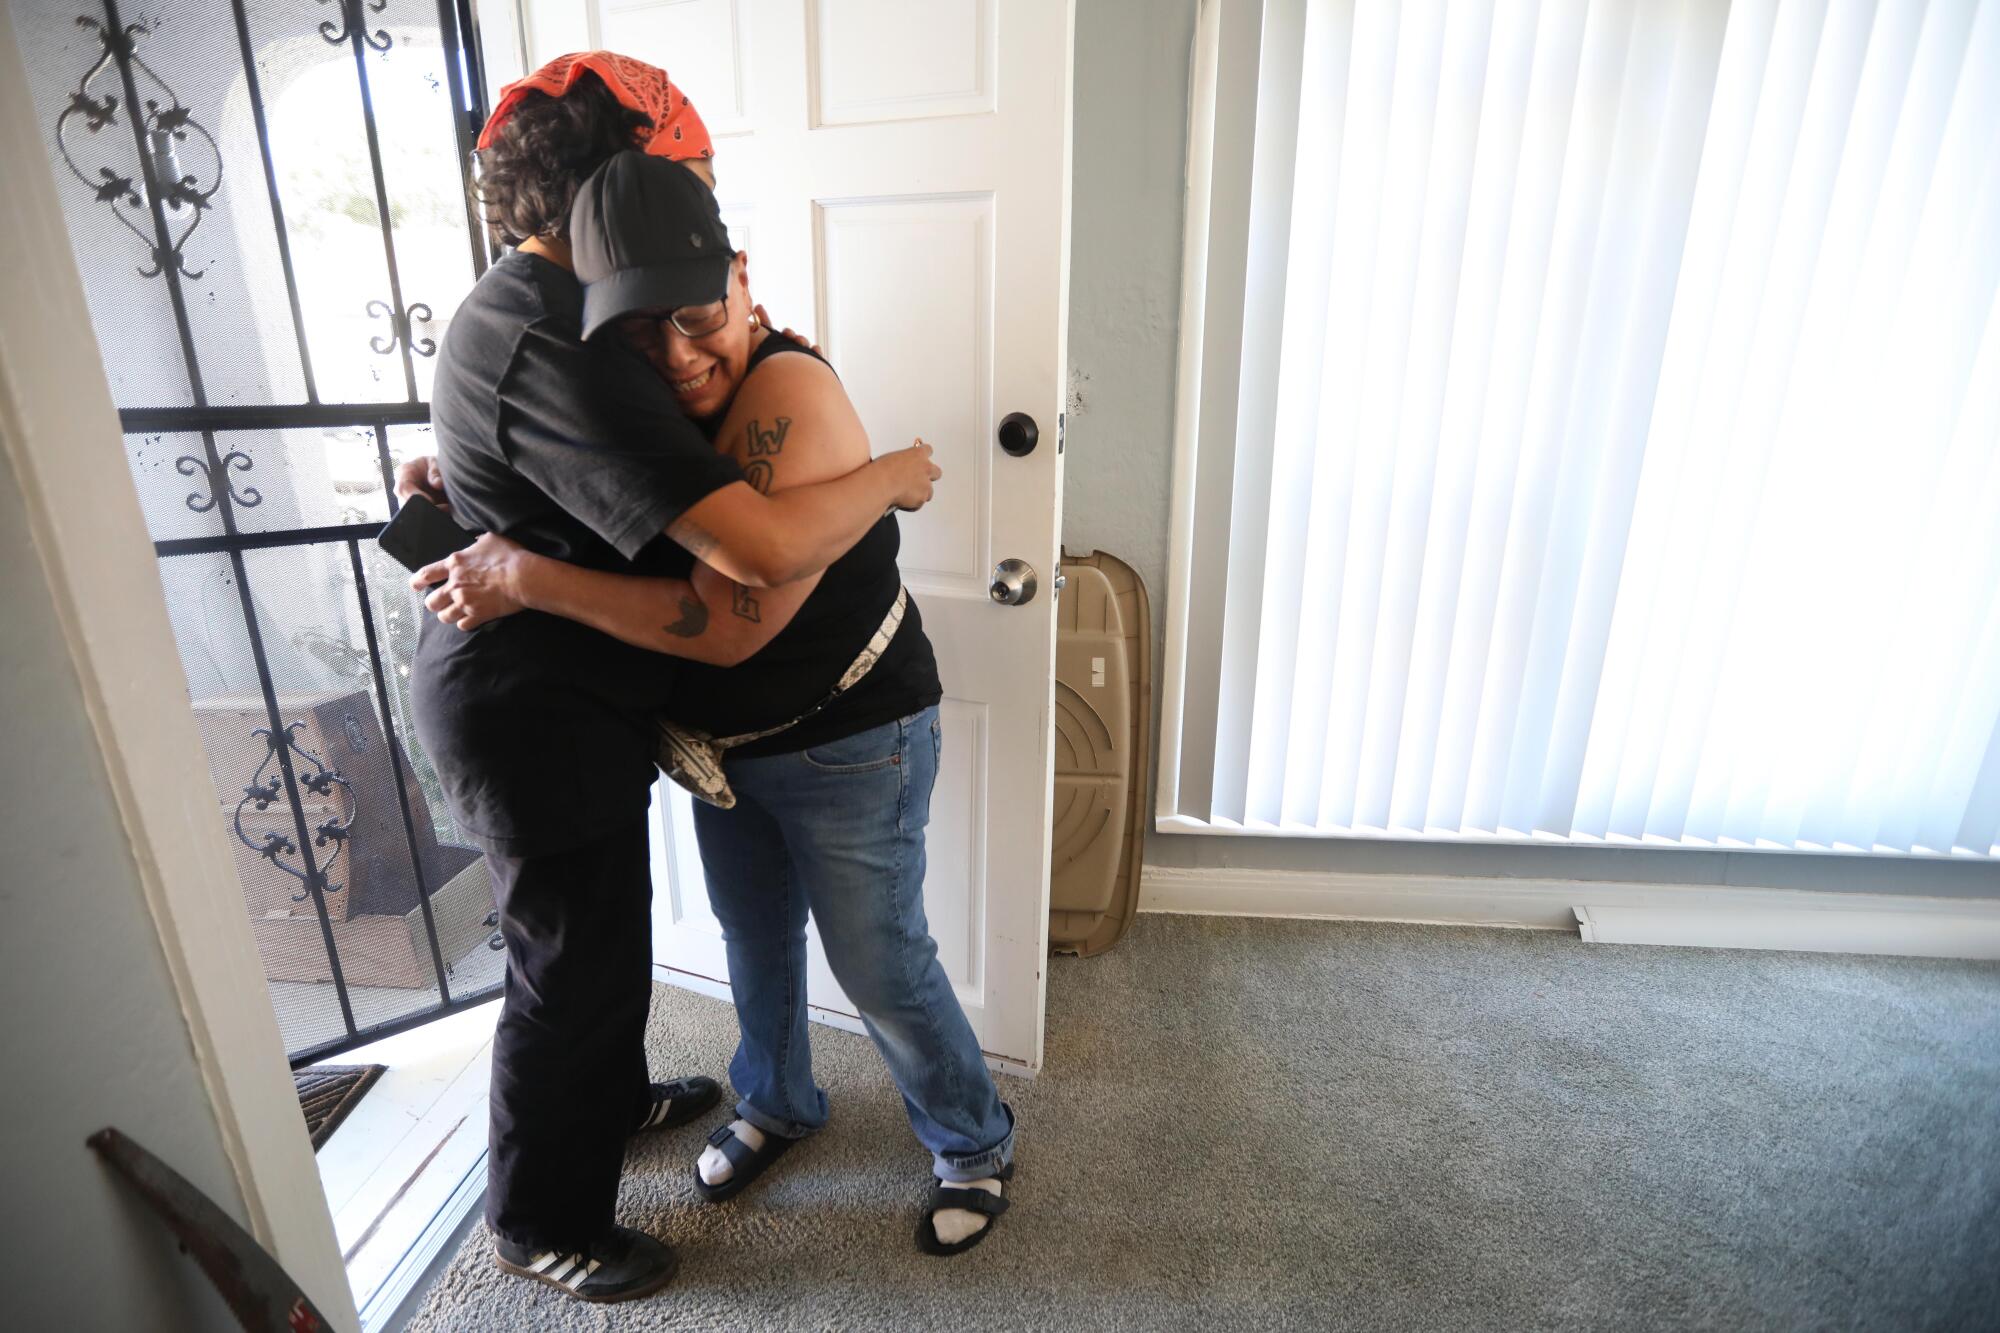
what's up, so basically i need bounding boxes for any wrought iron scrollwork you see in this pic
[55,14,222,280]
[233,722,356,906]
[320,0,393,52]
[367,299,438,358]
[177,449,261,513]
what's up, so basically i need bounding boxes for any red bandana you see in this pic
[477,51,714,162]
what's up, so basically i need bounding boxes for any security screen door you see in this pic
[17,0,502,1064]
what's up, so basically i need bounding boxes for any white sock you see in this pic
[697,1119,766,1186]
[932,1177,1003,1246]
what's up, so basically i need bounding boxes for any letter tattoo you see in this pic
[745,417,791,458]
[744,459,775,494]
[663,594,709,638]
[731,583,762,623]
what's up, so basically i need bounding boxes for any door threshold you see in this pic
[309,1001,497,1326]
[360,1147,485,1332]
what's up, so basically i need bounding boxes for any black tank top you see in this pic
[673,337,942,757]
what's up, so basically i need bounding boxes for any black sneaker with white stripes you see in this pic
[634,1074,722,1134]
[492,1225,678,1303]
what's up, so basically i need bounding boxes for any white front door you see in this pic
[498,0,1072,1071]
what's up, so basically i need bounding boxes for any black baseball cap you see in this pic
[571,150,734,339]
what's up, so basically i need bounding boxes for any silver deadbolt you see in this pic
[990,558,1038,606]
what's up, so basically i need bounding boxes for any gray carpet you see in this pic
[404,915,2000,1331]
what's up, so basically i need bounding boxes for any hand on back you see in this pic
[753,304,822,359]
[394,455,450,512]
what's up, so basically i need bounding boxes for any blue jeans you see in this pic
[691,706,1015,1182]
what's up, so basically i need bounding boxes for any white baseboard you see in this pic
[1139,865,1586,929]
[1571,901,2000,959]
[1138,865,2000,961]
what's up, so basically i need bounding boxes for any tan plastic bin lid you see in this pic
[1050,549,1152,957]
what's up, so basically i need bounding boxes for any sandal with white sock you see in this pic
[692,1120,797,1203]
[915,1161,1013,1257]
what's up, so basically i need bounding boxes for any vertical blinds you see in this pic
[1163,0,2000,857]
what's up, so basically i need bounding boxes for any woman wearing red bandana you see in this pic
[476,51,719,165]
[399,54,939,1304]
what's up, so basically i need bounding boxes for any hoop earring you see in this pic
[748,311,761,330]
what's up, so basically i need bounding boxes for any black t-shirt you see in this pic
[411,251,743,857]
[673,338,942,758]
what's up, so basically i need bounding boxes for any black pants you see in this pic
[484,816,655,1251]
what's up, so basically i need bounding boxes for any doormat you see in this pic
[295,1064,387,1151]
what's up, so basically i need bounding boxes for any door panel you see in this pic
[929,695,989,1002]
[520,0,1070,1069]
[653,784,727,967]
[811,0,996,126]
[818,192,994,591]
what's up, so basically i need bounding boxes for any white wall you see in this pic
[1,4,355,1320]
[0,444,243,1333]
[1061,0,1999,899]
[1062,0,1198,601]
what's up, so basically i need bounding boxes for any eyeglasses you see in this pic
[616,290,730,348]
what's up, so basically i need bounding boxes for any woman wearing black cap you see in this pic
[421,150,1019,1259]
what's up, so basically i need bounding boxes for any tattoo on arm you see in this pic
[744,459,774,495]
[745,416,791,458]
[731,583,762,623]
[663,595,709,638]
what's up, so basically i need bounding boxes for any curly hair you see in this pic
[473,72,651,248]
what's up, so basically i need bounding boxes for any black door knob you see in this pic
[997,412,1039,457]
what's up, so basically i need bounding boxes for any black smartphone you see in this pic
[377,494,479,575]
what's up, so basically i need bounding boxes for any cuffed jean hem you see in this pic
[734,1097,821,1143]
[932,1102,1016,1183]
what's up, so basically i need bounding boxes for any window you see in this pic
[1161,0,2000,858]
